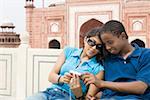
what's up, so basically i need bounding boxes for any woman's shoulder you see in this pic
[63,46,79,57]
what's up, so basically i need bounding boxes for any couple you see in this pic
[26,20,150,100]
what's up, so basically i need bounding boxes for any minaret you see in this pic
[25,0,35,8]
[24,0,35,47]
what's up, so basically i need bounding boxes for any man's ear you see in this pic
[121,32,127,40]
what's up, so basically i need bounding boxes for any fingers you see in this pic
[76,75,80,85]
[86,94,96,100]
[64,72,73,79]
[81,73,92,80]
[70,74,81,89]
[63,72,80,84]
[61,76,69,83]
[70,78,74,88]
[84,77,94,86]
[64,72,97,86]
[70,74,83,98]
[65,72,73,78]
[81,73,95,85]
[86,94,92,100]
[63,72,73,83]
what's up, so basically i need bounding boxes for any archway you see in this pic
[49,39,60,49]
[79,18,103,48]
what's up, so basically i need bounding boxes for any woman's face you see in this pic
[84,36,102,58]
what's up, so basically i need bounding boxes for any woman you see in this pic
[26,27,104,100]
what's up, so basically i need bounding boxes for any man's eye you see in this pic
[107,41,113,45]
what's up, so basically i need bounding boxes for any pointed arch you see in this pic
[79,18,103,48]
[49,39,60,49]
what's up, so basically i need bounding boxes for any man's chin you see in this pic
[110,51,118,55]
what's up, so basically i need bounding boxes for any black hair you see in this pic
[100,20,128,39]
[131,39,145,48]
[96,25,113,62]
[85,27,108,63]
[85,27,101,38]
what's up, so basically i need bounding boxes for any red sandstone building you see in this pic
[25,0,150,48]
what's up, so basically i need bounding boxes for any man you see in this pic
[83,20,150,99]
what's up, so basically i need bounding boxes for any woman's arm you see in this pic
[48,51,73,84]
[48,51,65,83]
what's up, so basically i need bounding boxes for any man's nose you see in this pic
[106,45,111,50]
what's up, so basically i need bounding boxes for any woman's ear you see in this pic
[84,36,87,43]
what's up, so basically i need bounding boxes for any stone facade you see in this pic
[0,23,20,48]
[25,0,150,48]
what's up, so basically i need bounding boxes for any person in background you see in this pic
[131,38,145,48]
[82,20,150,100]
[26,26,105,100]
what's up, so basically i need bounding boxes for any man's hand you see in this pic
[81,73,103,88]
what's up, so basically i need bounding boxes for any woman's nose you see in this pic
[92,45,96,49]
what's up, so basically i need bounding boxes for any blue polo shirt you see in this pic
[50,46,104,99]
[101,44,150,99]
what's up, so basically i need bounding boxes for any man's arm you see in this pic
[100,80,148,94]
[83,73,148,95]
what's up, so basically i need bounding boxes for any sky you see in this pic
[0,0,65,34]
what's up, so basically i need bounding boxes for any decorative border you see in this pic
[0,54,12,96]
[31,54,59,94]
[67,2,120,47]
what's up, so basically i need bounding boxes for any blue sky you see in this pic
[0,0,65,34]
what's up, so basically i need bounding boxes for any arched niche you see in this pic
[49,39,60,49]
[50,22,60,33]
[79,18,103,48]
[132,21,143,31]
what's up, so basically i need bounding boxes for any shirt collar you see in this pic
[71,48,83,57]
[71,48,99,68]
[130,43,142,58]
[86,56,99,68]
[110,43,142,59]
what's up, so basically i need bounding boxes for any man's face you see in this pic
[100,32,125,55]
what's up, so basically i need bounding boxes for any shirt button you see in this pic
[124,61,126,64]
[54,88,58,91]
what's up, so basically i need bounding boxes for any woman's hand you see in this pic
[81,73,103,88]
[59,72,73,83]
[86,91,102,100]
[69,74,83,98]
[85,94,97,100]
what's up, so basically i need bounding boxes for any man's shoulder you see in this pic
[137,48,150,65]
[140,48,150,56]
